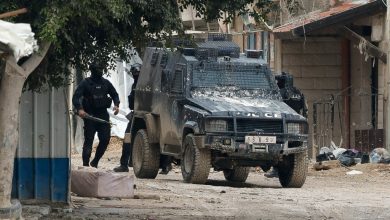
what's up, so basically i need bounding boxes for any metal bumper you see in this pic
[193,135,308,157]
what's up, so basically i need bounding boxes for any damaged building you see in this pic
[271,0,388,157]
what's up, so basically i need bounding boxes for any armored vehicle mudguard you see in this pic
[127,36,308,187]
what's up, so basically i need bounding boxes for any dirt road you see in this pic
[46,138,390,220]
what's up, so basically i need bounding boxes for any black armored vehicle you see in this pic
[126,36,308,187]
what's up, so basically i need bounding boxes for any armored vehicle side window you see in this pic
[171,65,184,94]
[151,51,159,66]
[160,53,168,67]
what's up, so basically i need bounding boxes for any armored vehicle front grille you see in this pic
[235,119,283,133]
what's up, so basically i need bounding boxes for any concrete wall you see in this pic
[280,37,343,154]
[349,42,373,147]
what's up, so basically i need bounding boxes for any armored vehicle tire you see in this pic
[181,134,211,184]
[223,167,250,183]
[278,150,308,188]
[132,129,160,179]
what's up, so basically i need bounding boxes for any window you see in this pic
[160,53,168,67]
[171,65,184,94]
[247,33,256,50]
[151,51,159,66]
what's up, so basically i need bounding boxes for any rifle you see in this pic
[84,114,113,126]
[72,111,115,127]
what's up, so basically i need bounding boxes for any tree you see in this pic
[0,0,277,211]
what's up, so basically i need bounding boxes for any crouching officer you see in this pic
[72,62,120,168]
[265,72,308,178]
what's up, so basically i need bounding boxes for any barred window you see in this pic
[171,67,184,93]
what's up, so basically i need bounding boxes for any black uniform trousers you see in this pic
[120,122,132,167]
[82,111,111,166]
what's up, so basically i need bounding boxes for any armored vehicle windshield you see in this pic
[190,61,281,100]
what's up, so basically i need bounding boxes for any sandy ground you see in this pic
[36,137,390,219]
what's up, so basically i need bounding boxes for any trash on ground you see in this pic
[316,145,372,167]
[346,170,363,175]
[71,167,134,198]
[314,160,341,171]
[332,148,347,159]
[369,148,390,164]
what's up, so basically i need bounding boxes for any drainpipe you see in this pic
[341,39,351,148]
[385,0,390,149]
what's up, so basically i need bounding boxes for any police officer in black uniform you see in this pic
[113,64,140,172]
[276,72,308,118]
[73,62,120,168]
[265,72,308,178]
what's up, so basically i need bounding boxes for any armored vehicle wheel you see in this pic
[223,167,250,183]
[181,134,211,184]
[132,129,160,179]
[278,150,308,188]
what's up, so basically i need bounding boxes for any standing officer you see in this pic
[73,62,120,168]
[276,72,308,118]
[265,72,308,178]
[113,64,140,172]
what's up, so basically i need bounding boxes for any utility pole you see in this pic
[386,0,390,150]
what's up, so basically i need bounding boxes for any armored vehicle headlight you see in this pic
[206,120,228,132]
[287,123,306,134]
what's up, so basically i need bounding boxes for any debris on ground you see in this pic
[314,142,381,171]
[313,160,341,171]
[369,148,390,163]
[346,170,363,175]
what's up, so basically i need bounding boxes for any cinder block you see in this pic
[282,42,303,54]
[314,77,342,90]
[282,54,303,66]
[281,66,302,77]
[303,41,341,54]
[301,89,340,101]
[302,54,341,66]
[294,78,315,90]
[301,66,342,78]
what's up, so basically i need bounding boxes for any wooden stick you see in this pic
[0,8,28,19]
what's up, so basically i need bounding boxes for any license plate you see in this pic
[245,136,276,144]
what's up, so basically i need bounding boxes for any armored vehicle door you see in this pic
[160,61,186,156]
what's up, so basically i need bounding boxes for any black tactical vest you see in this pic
[85,78,112,110]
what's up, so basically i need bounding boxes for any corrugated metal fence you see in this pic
[12,88,70,203]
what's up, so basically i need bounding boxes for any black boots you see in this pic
[113,165,129,172]
[90,159,98,168]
